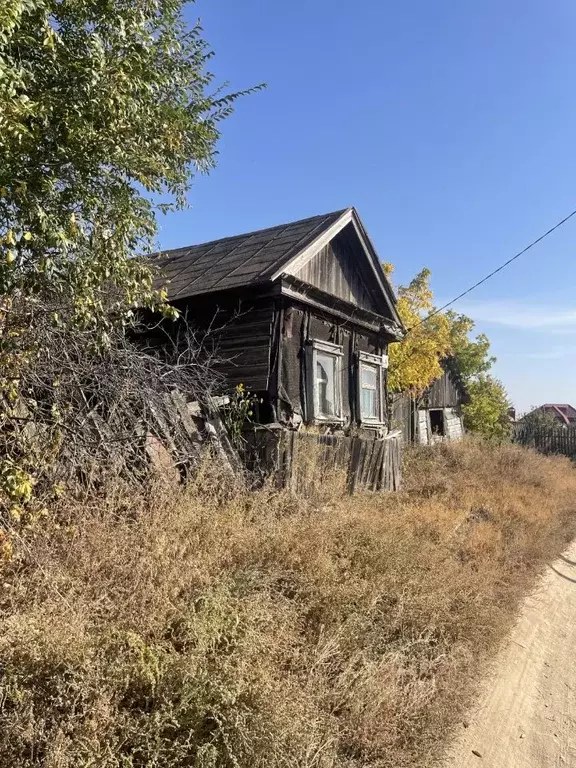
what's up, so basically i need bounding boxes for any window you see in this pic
[360,365,379,420]
[307,340,343,422]
[358,352,387,425]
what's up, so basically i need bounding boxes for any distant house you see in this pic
[521,404,576,428]
[391,365,468,445]
[151,208,405,433]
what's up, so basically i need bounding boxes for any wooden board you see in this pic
[246,429,403,494]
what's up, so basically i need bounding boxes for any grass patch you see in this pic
[0,439,575,767]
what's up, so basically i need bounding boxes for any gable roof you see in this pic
[153,210,346,300]
[151,207,404,330]
[541,404,576,425]
[541,403,576,414]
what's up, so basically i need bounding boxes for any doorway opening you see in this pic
[429,409,445,437]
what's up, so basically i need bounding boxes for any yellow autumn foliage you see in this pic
[385,265,452,395]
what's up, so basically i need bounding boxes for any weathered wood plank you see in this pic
[290,233,380,313]
[514,424,576,458]
[245,429,403,495]
[347,437,363,494]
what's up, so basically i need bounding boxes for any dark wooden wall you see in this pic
[174,289,274,393]
[171,287,389,427]
[390,392,413,443]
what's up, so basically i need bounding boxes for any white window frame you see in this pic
[358,351,388,426]
[306,339,344,423]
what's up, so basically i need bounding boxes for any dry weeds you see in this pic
[0,439,575,767]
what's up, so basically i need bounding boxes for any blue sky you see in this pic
[159,0,576,413]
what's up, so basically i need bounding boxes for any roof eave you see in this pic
[280,275,405,341]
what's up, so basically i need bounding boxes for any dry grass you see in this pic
[0,439,575,767]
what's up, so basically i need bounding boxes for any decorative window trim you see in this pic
[306,339,345,423]
[357,351,388,426]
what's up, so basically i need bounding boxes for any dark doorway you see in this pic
[429,409,445,436]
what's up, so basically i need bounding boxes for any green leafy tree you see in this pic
[446,313,511,439]
[461,375,512,440]
[446,311,495,379]
[0,0,260,545]
[0,0,259,327]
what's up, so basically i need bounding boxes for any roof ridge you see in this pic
[155,208,351,256]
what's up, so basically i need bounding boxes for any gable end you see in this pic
[273,208,403,330]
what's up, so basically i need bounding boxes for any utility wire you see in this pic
[408,207,576,333]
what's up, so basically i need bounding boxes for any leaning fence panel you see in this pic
[243,428,403,493]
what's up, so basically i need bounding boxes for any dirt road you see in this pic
[445,542,576,768]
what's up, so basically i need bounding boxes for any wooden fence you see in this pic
[243,428,403,493]
[513,424,576,459]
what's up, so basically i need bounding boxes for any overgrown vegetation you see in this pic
[1,439,574,767]
[0,300,224,561]
[0,9,568,767]
[460,374,513,440]
[385,265,511,438]
[0,0,256,517]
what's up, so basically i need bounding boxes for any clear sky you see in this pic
[159,0,576,413]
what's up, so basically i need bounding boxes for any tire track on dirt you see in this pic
[444,541,576,768]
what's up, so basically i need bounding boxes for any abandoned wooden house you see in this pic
[152,207,405,436]
[391,365,468,445]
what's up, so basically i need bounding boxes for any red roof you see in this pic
[541,404,576,425]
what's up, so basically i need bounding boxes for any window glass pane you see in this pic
[361,366,377,389]
[361,388,376,419]
[360,363,380,420]
[316,352,337,417]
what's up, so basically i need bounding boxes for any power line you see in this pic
[408,206,576,333]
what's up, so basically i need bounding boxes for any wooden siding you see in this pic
[211,304,274,392]
[244,428,403,492]
[425,370,464,408]
[289,228,381,314]
[390,392,413,443]
[279,306,306,419]
[175,291,275,393]
[166,283,391,428]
